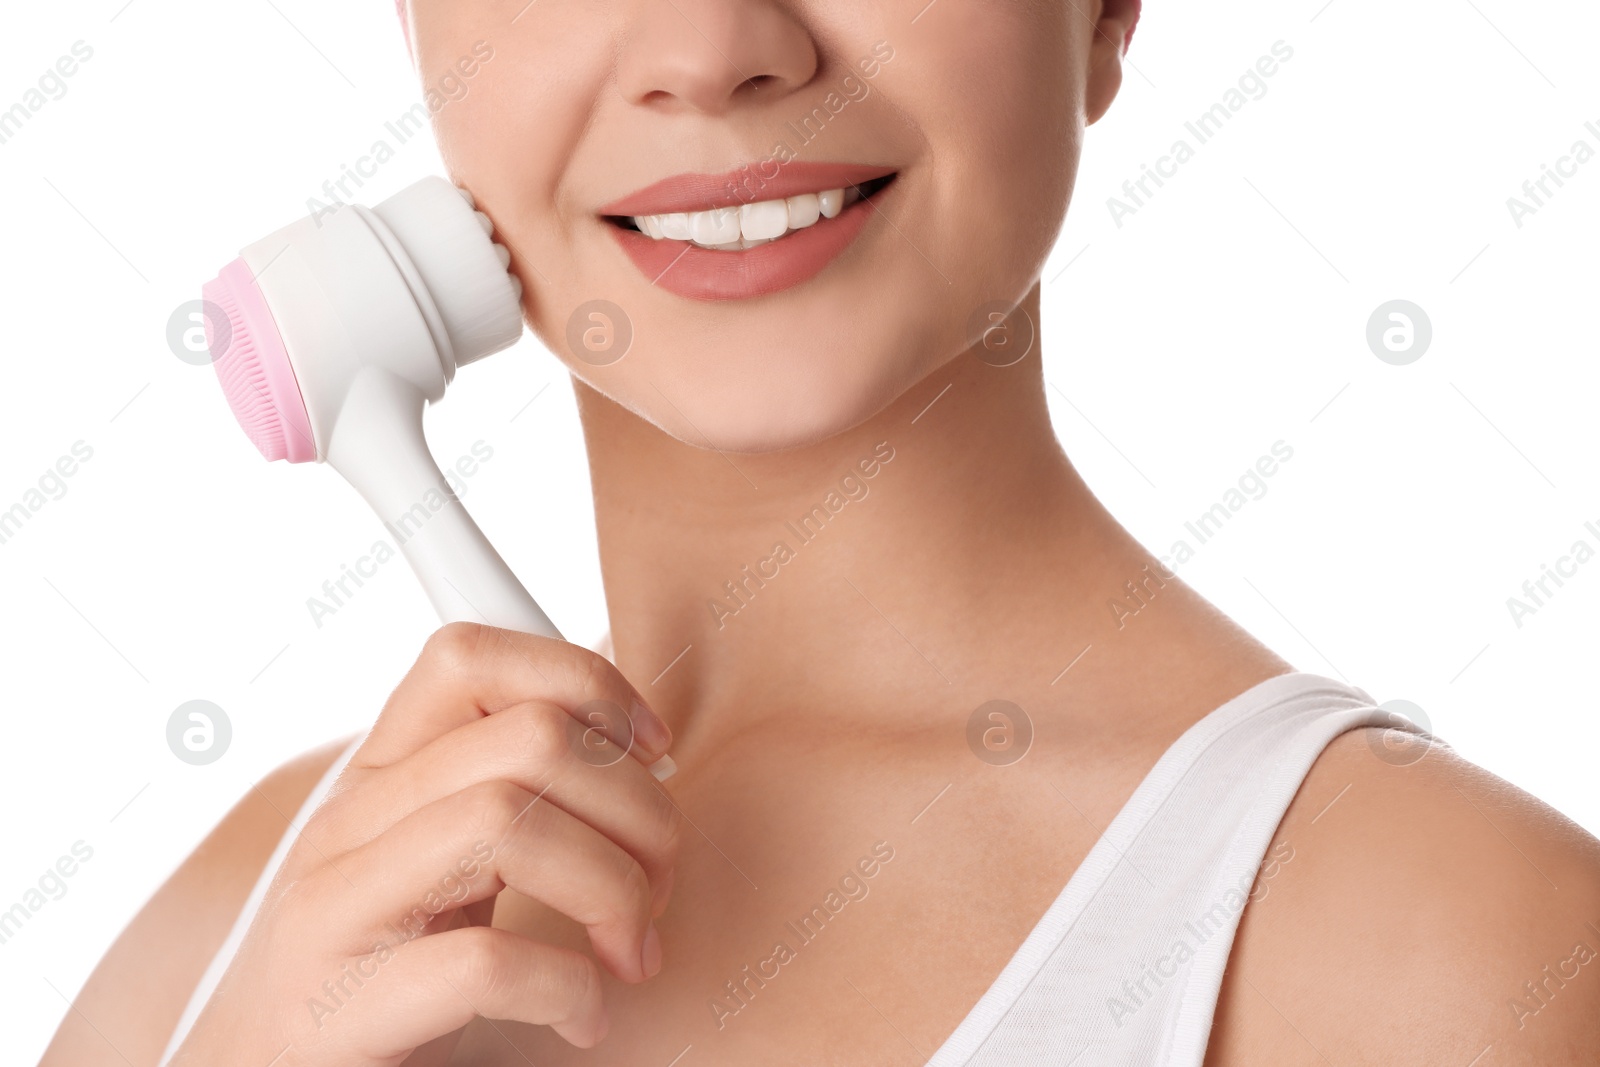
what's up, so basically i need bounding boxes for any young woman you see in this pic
[44,2,1600,1064]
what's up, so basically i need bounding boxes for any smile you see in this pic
[598,162,899,302]
[619,175,895,250]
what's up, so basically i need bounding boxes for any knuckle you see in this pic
[454,925,513,998]
[559,642,611,696]
[546,950,602,1015]
[274,864,332,925]
[654,785,684,852]
[608,853,653,925]
[272,871,315,920]
[622,856,652,909]
[503,702,570,769]
[298,783,350,842]
[461,778,532,842]
[421,621,487,677]
[642,785,684,870]
[280,819,330,875]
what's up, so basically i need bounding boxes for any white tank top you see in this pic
[158,670,1421,1065]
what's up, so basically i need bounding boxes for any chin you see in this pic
[547,211,979,454]
[587,318,944,455]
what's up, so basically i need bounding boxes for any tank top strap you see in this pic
[926,671,1426,1066]
[156,730,367,1066]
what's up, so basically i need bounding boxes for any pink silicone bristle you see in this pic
[202,257,317,464]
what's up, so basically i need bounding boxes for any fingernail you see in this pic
[641,922,663,978]
[648,754,678,782]
[631,698,672,756]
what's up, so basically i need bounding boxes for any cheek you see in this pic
[906,15,1081,302]
[419,12,611,319]
[786,15,1075,429]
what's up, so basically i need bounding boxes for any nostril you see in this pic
[742,74,778,93]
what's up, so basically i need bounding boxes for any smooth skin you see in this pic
[43,1,1600,1064]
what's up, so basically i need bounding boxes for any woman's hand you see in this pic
[168,622,679,1067]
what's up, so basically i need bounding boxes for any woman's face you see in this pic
[410,0,1128,452]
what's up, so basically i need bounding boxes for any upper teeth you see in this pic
[634,187,862,250]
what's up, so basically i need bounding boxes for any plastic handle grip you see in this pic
[324,369,562,640]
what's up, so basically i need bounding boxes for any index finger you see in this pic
[352,621,673,769]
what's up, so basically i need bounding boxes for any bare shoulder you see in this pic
[39,733,358,1067]
[1207,725,1600,1066]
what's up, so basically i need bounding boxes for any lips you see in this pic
[598,162,897,216]
[598,162,899,302]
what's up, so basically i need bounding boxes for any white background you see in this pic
[3,0,1597,1061]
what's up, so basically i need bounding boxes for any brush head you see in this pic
[199,176,522,465]
[201,257,317,463]
[370,177,525,372]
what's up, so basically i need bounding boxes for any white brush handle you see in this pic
[325,368,561,639]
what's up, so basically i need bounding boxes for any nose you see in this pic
[616,0,818,115]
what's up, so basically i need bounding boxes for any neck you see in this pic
[574,286,1153,746]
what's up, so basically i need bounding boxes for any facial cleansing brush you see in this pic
[200,176,562,640]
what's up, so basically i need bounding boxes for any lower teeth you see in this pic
[703,236,776,251]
